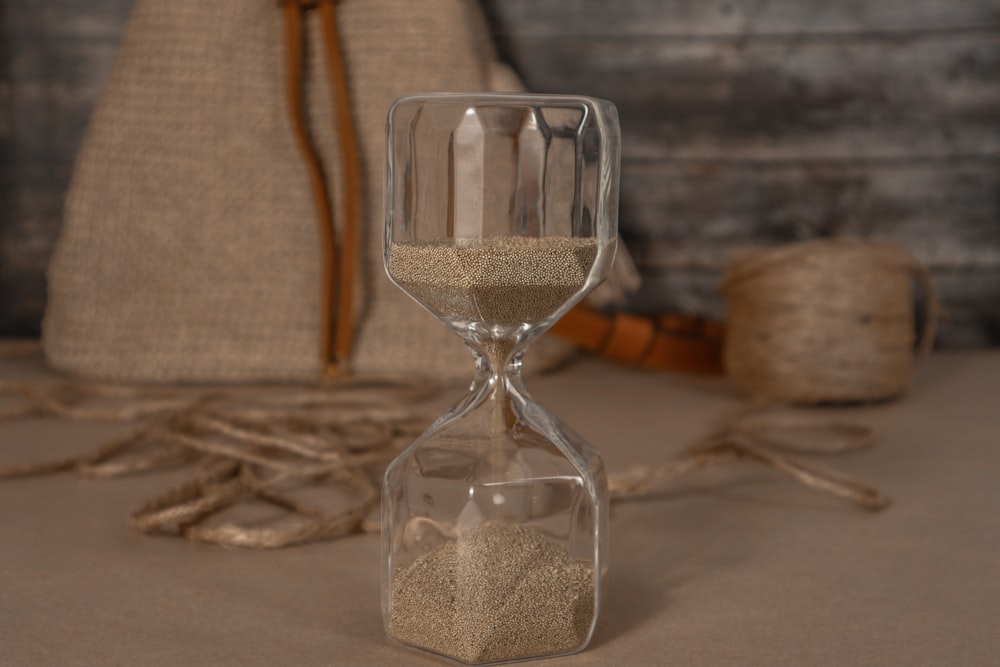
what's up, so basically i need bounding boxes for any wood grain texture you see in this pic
[546,33,1000,162]
[484,0,1000,347]
[0,0,131,335]
[484,0,1000,36]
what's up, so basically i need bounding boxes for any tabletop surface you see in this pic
[2,345,998,667]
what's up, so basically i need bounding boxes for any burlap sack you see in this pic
[44,0,530,383]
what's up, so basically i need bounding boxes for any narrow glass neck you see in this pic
[472,345,525,389]
[469,346,527,449]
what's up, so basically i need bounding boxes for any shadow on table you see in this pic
[590,478,801,648]
[591,566,669,648]
[588,497,729,647]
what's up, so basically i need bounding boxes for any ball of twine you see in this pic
[721,238,938,404]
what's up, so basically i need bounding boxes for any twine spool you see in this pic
[721,238,938,404]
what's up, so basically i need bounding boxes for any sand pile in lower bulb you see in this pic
[388,236,598,327]
[388,522,595,663]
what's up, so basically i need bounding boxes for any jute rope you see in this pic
[0,375,435,548]
[1,365,887,548]
[722,238,940,404]
[608,403,886,510]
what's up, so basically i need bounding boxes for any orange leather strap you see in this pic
[316,0,362,372]
[551,306,725,375]
[281,0,361,375]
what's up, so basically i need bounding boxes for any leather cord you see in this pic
[551,306,724,375]
[315,0,362,372]
[281,0,361,376]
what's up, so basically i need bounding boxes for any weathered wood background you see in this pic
[1,0,998,346]
[484,0,1000,347]
[0,0,131,336]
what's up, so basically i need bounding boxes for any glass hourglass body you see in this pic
[382,93,620,665]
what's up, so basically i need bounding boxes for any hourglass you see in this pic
[381,93,620,664]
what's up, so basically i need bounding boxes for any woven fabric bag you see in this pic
[44,0,527,383]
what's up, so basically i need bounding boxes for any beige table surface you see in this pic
[1,346,998,666]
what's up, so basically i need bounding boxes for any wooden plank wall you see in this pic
[0,0,131,336]
[0,0,997,347]
[484,0,1000,347]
